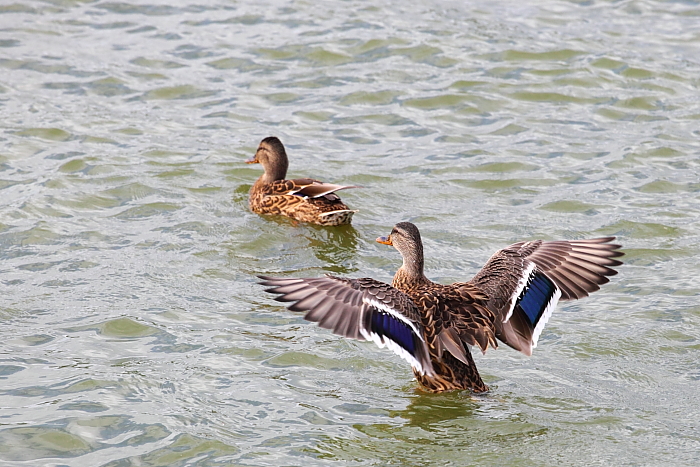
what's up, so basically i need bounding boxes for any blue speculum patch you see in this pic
[518,273,556,326]
[371,310,416,354]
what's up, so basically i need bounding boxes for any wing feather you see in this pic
[259,275,434,376]
[287,179,360,199]
[469,237,623,355]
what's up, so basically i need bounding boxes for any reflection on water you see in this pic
[392,391,480,428]
[303,224,361,274]
[1,0,700,465]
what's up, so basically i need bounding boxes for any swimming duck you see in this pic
[246,136,359,226]
[260,222,623,393]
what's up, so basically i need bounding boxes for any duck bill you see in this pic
[245,157,259,164]
[376,235,392,246]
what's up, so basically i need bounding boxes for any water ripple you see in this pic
[1,0,700,465]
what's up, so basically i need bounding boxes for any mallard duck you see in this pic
[259,222,623,393]
[246,136,359,226]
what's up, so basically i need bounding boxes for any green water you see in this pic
[1,0,699,465]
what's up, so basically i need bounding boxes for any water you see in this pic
[1,0,699,465]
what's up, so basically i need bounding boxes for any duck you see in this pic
[246,136,359,226]
[259,222,623,393]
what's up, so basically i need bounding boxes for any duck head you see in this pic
[247,136,289,182]
[377,222,425,278]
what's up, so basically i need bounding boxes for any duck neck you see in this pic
[260,150,289,184]
[395,245,428,286]
[261,165,285,184]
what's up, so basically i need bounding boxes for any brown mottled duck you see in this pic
[259,222,623,393]
[246,136,358,226]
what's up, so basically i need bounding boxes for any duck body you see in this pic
[261,222,623,393]
[247,137,358,226]
[390,271,493,392]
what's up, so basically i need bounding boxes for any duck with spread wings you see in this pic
[246,136,359,226]
[259,222,623,393]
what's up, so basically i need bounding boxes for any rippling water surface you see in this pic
[1,0,699,465]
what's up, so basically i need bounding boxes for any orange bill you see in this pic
[376,235,392,245]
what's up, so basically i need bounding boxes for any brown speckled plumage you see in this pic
[260,222,623,393]
[247,136,358,226]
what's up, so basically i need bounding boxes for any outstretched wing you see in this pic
[469,237,623,356]
[258,275,434,376]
